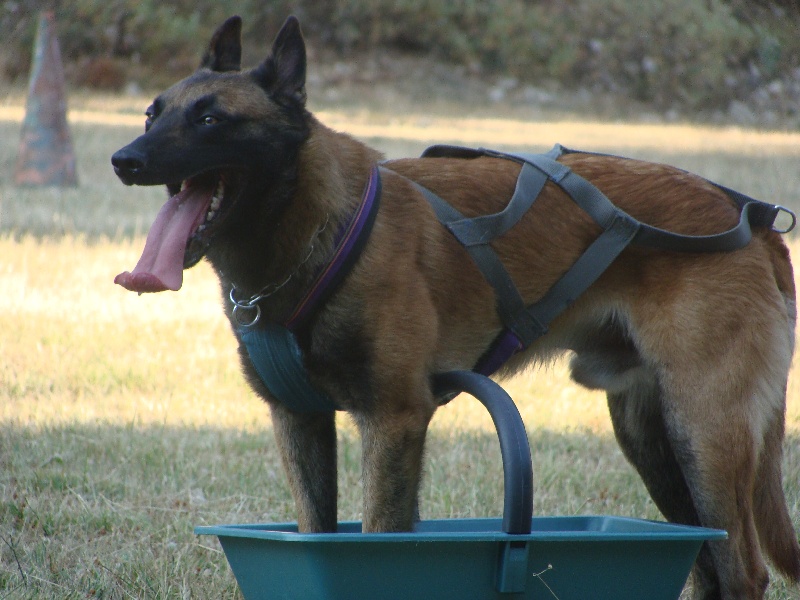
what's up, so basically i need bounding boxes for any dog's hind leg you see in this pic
[572,328,722,596]
[570,324,691,528]
[605,375,723,598]
[270,404,338,532]
[571,302,798,598]
[660,374,773,600]
[632,286,798,598]
[597,356,770,599]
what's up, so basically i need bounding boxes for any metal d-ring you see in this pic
[772,205,797,235]
[232,303,261,328]
[224,217,332,330]
[230,286,262,328]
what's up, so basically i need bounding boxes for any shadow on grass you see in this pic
[5,423,800,525]
[3,423,799,598]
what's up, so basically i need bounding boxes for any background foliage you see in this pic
[1,0,800,117]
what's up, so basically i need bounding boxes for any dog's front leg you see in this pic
[270,403,337,532]
[356,399,435,532]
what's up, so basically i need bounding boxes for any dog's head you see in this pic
[112,16,309,293]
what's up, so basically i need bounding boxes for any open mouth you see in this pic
[114,170,235,293]
[178,173,230,269]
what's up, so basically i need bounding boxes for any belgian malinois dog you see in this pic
[111,16,799,599]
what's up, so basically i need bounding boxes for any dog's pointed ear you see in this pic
[200,16,242,72]
[254,16,307,105]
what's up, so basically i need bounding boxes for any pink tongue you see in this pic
[115,183,214,293]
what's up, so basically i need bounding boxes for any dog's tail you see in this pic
[754,427,800,582]
[753,230,800,582]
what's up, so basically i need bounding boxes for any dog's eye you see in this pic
[144,109,154,132]
[200,115,220,126]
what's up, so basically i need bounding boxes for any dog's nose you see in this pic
[111,148,147,181]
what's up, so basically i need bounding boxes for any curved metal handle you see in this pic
[432,370,533,535]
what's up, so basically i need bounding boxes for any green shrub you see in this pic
[1,0,798,113]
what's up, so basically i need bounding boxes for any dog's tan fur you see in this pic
[112,17,800,599]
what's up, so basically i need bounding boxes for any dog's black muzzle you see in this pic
[111,145,151,186]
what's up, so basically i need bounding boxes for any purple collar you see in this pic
[234,165,382,414]
[283,164,382,330]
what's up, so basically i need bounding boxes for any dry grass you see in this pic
[2,105,800,598]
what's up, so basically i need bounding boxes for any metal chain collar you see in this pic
[229,217,329,328]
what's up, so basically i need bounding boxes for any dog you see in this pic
[111,16,800,599]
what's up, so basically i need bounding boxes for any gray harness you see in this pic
[412,144,794,377]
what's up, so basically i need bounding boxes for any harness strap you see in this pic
[468,145,787,252]
[240,324,339,413]
[408,178,547,347]
[551,144,795,234]
[445,163,550,246]
[523,213,639,333]
[501,149,778,254]
[417,146,639,373]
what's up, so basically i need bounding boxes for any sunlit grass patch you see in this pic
[0,235,266,431]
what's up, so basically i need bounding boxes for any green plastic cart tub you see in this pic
[196,371,726,600]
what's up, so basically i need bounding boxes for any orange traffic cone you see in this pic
[14,11,78,187]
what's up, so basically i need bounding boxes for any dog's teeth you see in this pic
[206,210,216,221]
[181,181,189,192]
[215,181,225,198]
[210,196,222,211]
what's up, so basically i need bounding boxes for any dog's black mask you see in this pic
[111,15,308,293]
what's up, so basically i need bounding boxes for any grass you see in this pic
[2,101,800,598]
